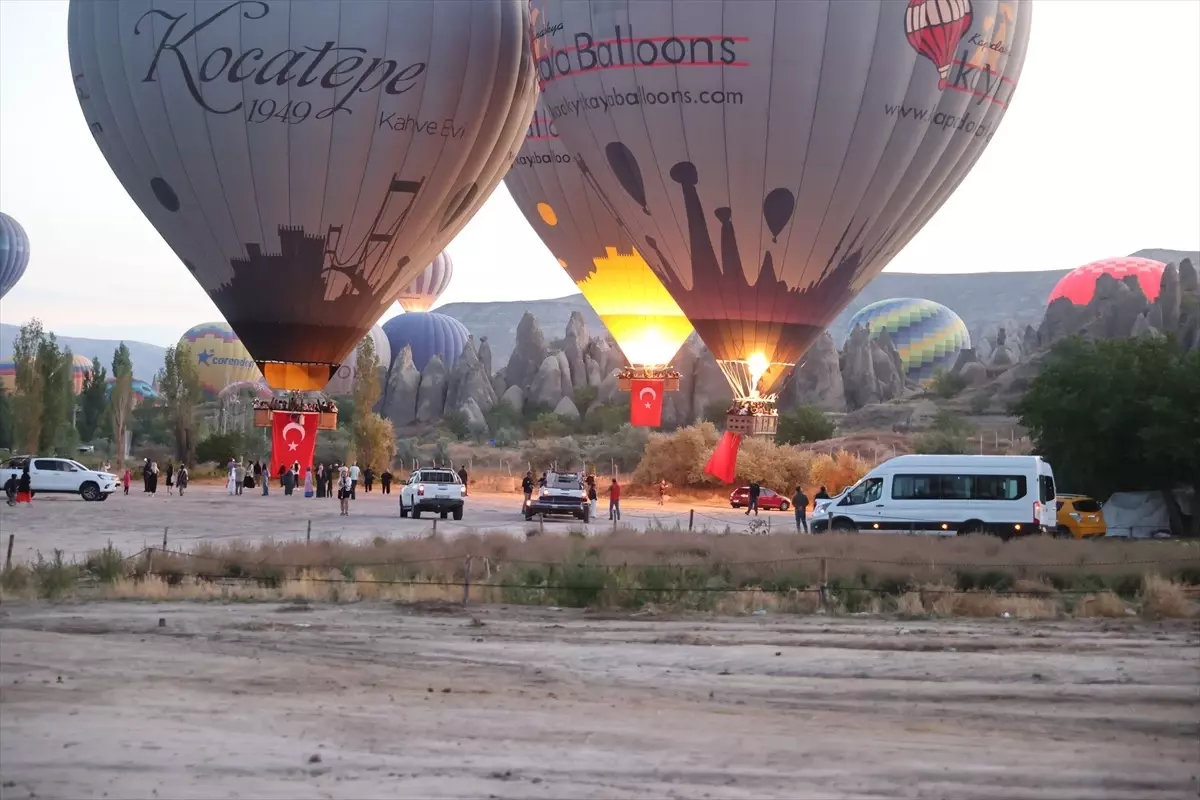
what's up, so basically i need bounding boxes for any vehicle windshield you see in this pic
[419,471,458,484]
[550,474,583,487]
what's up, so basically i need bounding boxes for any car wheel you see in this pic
[1055,524,1072,539]
[779,501,790,512]
[80,481,100,501]
[399,499,409,518]
[957,519,988,537]
[831,517,857,533]
[440,510,448,520]
[412,506,421,519]
[524,513,534,521]
[730,502,740,508]
[96,493,109,502]
[452,507,463,521]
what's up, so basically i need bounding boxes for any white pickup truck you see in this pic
[1,456,119,501]
[399,468,465,520]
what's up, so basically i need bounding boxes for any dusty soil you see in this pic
[1,603,1197,799]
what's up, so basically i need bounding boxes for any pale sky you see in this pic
[1,0,1197,346]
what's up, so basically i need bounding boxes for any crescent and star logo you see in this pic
[281,417,307,452]
[638,385,658,409]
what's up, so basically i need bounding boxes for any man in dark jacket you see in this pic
[522,471,534,503]
[792,487,810,533]
[380,469,393,494]
[746,481,761,516]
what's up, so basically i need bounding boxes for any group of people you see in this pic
[520,470,622,520]
[128,458,189,496]
[741,481,832,533]
[728,399,777,416]
[251,393,338,414]
[3,463,32,505]
[221,458,400,516]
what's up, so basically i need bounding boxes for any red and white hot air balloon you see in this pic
[906,0,974,89]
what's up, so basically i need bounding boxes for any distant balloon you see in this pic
[178,322,264,398]
[1048,257,1166,306]
[534,0,1031,399]
[847,298,971,383]
[69,0,538,390]
[504,95,694,369]
[323,325,392,396]
[106,376,159,405]
[0,212,30,299]
[217,379,272,401]
[381,312,470,374]
[71,354,96,394]
[0,360,15,393]
[396,252,454,313]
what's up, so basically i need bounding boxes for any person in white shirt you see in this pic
[349,462,361,499]
[338,466,352,516]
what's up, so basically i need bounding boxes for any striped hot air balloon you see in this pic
[70,353,95,394]
[323,325,392,397]
[905,0,974,89]
[395,252,454,313]
[381,312,471,374]
[178,322,264,398]
[846,298,971,384]
[0,212,30,299]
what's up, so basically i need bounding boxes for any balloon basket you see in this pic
[253,408,272,428]
[618,368,680,392]
[725,411,777,438]
[318,411,338,431]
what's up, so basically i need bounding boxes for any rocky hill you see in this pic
[0,323,166,382]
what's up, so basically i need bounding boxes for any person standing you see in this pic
[282,467,295,496]
[17,463,32,504]
[142,458,151,493]
[304,467,314,498]
[792,487,810,533]
[164,461,175,495]
[457,465,469,495]
[349,461,360,499]
[587,478,598,519]
[253,460,262,488]
[177,465,189,497]
[121,468,131,496]
[234,460,246,496]
[658,479,668,506]
[227,462,238,495]
[815,486,830,502]
[149,461,159,495]
[261,463,269,496]
[608,479,621,521]
[746,480,761,516]
[522,471,534,504]
[338,466,352,516]
[380,468,393,495]
[363,466,375,493]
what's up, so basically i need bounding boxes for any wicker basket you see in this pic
[253,408,271,428]
[725,412,777,437]
[317,411,338,431]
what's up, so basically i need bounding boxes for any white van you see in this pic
[810,455,1057,538]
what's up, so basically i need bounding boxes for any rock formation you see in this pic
[553,396,581,421]
[445,337,496,415]
[779,331,845,413]
[562,311,590,390]
[414,355,449,423]
[499,384,525,414]
[502,312,548,390]
[460,397,487,430]
[528,355,566,408]
[382,345,421,427]
[841,325,881,410]
[477,336,493,377]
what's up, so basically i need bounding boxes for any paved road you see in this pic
[0,484,799,563]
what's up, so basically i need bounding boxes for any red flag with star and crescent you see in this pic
[271,411,318,476]
[629,378,664,428]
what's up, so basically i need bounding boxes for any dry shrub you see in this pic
[1139,574,1193,619]
[713,588,819,615]
[920,583,1058,619]
[808,451,872,495]
[632,423,721,487]
[1075,591,1129,618]
[729,437,814,493]
[895,591,927,616]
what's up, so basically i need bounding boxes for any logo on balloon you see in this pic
[136,0,427,119]
[903,0,1015,108]
[536,26,742,84]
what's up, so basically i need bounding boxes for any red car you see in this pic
[729,486,791,511]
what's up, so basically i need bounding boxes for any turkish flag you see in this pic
[271,411,318,476]
[704,431,743,484]
[629,378,664,427]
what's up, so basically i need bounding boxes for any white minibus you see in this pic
[810,455,1057,538]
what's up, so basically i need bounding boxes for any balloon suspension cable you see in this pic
[717,358,780,408]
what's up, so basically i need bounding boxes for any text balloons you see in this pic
[179,321,264,397]
[0,212,30,299]
[534,0,1030,398]
[69,0,538,390]
[504,95,693,369]
[396,251,454,312]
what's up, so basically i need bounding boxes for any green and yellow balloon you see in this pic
[846,298,971,384]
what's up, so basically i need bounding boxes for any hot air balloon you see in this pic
[396,252,454,313]
[70,354,97,394]
[534,0,1030,473]
[105,377,159,406]
[0,360,15,392]
[323,325,392,397]
[503,94,694,423]
[381,312,471,374]
[1048,257,1166,306]
[0,212,30,299]
[178,322,264,398]
[69,0,538,393]
[846,298,971,383]
[218,379,273,401]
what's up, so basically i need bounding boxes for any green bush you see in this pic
[586,423,650,472]
[929,369,968,398]
[442,410,471,440]
[581,401,631,435]
[85,542,127,585]
[529,412,575,438]
[32,549,79,599]
[485,403,524,435]
[522,437,583,472]
[573,386,599,413]
[195,431,245,464]
[776,405,835,445]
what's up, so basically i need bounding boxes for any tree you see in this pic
[0,386,14,450]
[350,335,393,468]
[157,344,203,466]
[109,344,135,467]
[354,412,397,471]
[775,405,836,445]
[352,336,382,421]
[37,339,74,454]
[1016,336,1200,537]
[77,356,109,442]
[196,431,246,465]
[11,319,45,453]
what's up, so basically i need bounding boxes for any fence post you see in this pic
[4,534,13,571]
[306,520,312,545]
[689,509,694,532]
[162,527,169,550]
[818,557,829,611]
[462,555,473,605]
[146,547,155,576]
[432,518,438,536]
[539,516,544,536]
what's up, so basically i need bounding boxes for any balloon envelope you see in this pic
[504,95,693,368]
[0,212,30,299]
[69,0,538,389]
[847,298,970,384]
[1048,257,1165,306]
[534,0,1031,398]
[381,311,470,373]
[323,324,391,396]
[179,322,264,398]
[396,252,454,313]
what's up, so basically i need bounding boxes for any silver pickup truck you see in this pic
[2,456,119,501]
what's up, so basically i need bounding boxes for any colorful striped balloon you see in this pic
[395,252,454,313]
[846,298,971,384]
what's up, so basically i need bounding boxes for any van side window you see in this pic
[844,478,883,505]
[891,474,1027,500]
[1039,474,1056,503]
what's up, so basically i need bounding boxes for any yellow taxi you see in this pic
[1055,494,1107,539]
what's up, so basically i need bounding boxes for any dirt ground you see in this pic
[1,603,1196,800]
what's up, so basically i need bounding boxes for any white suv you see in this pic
[1,456,118,501]
[399,468,465,520]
